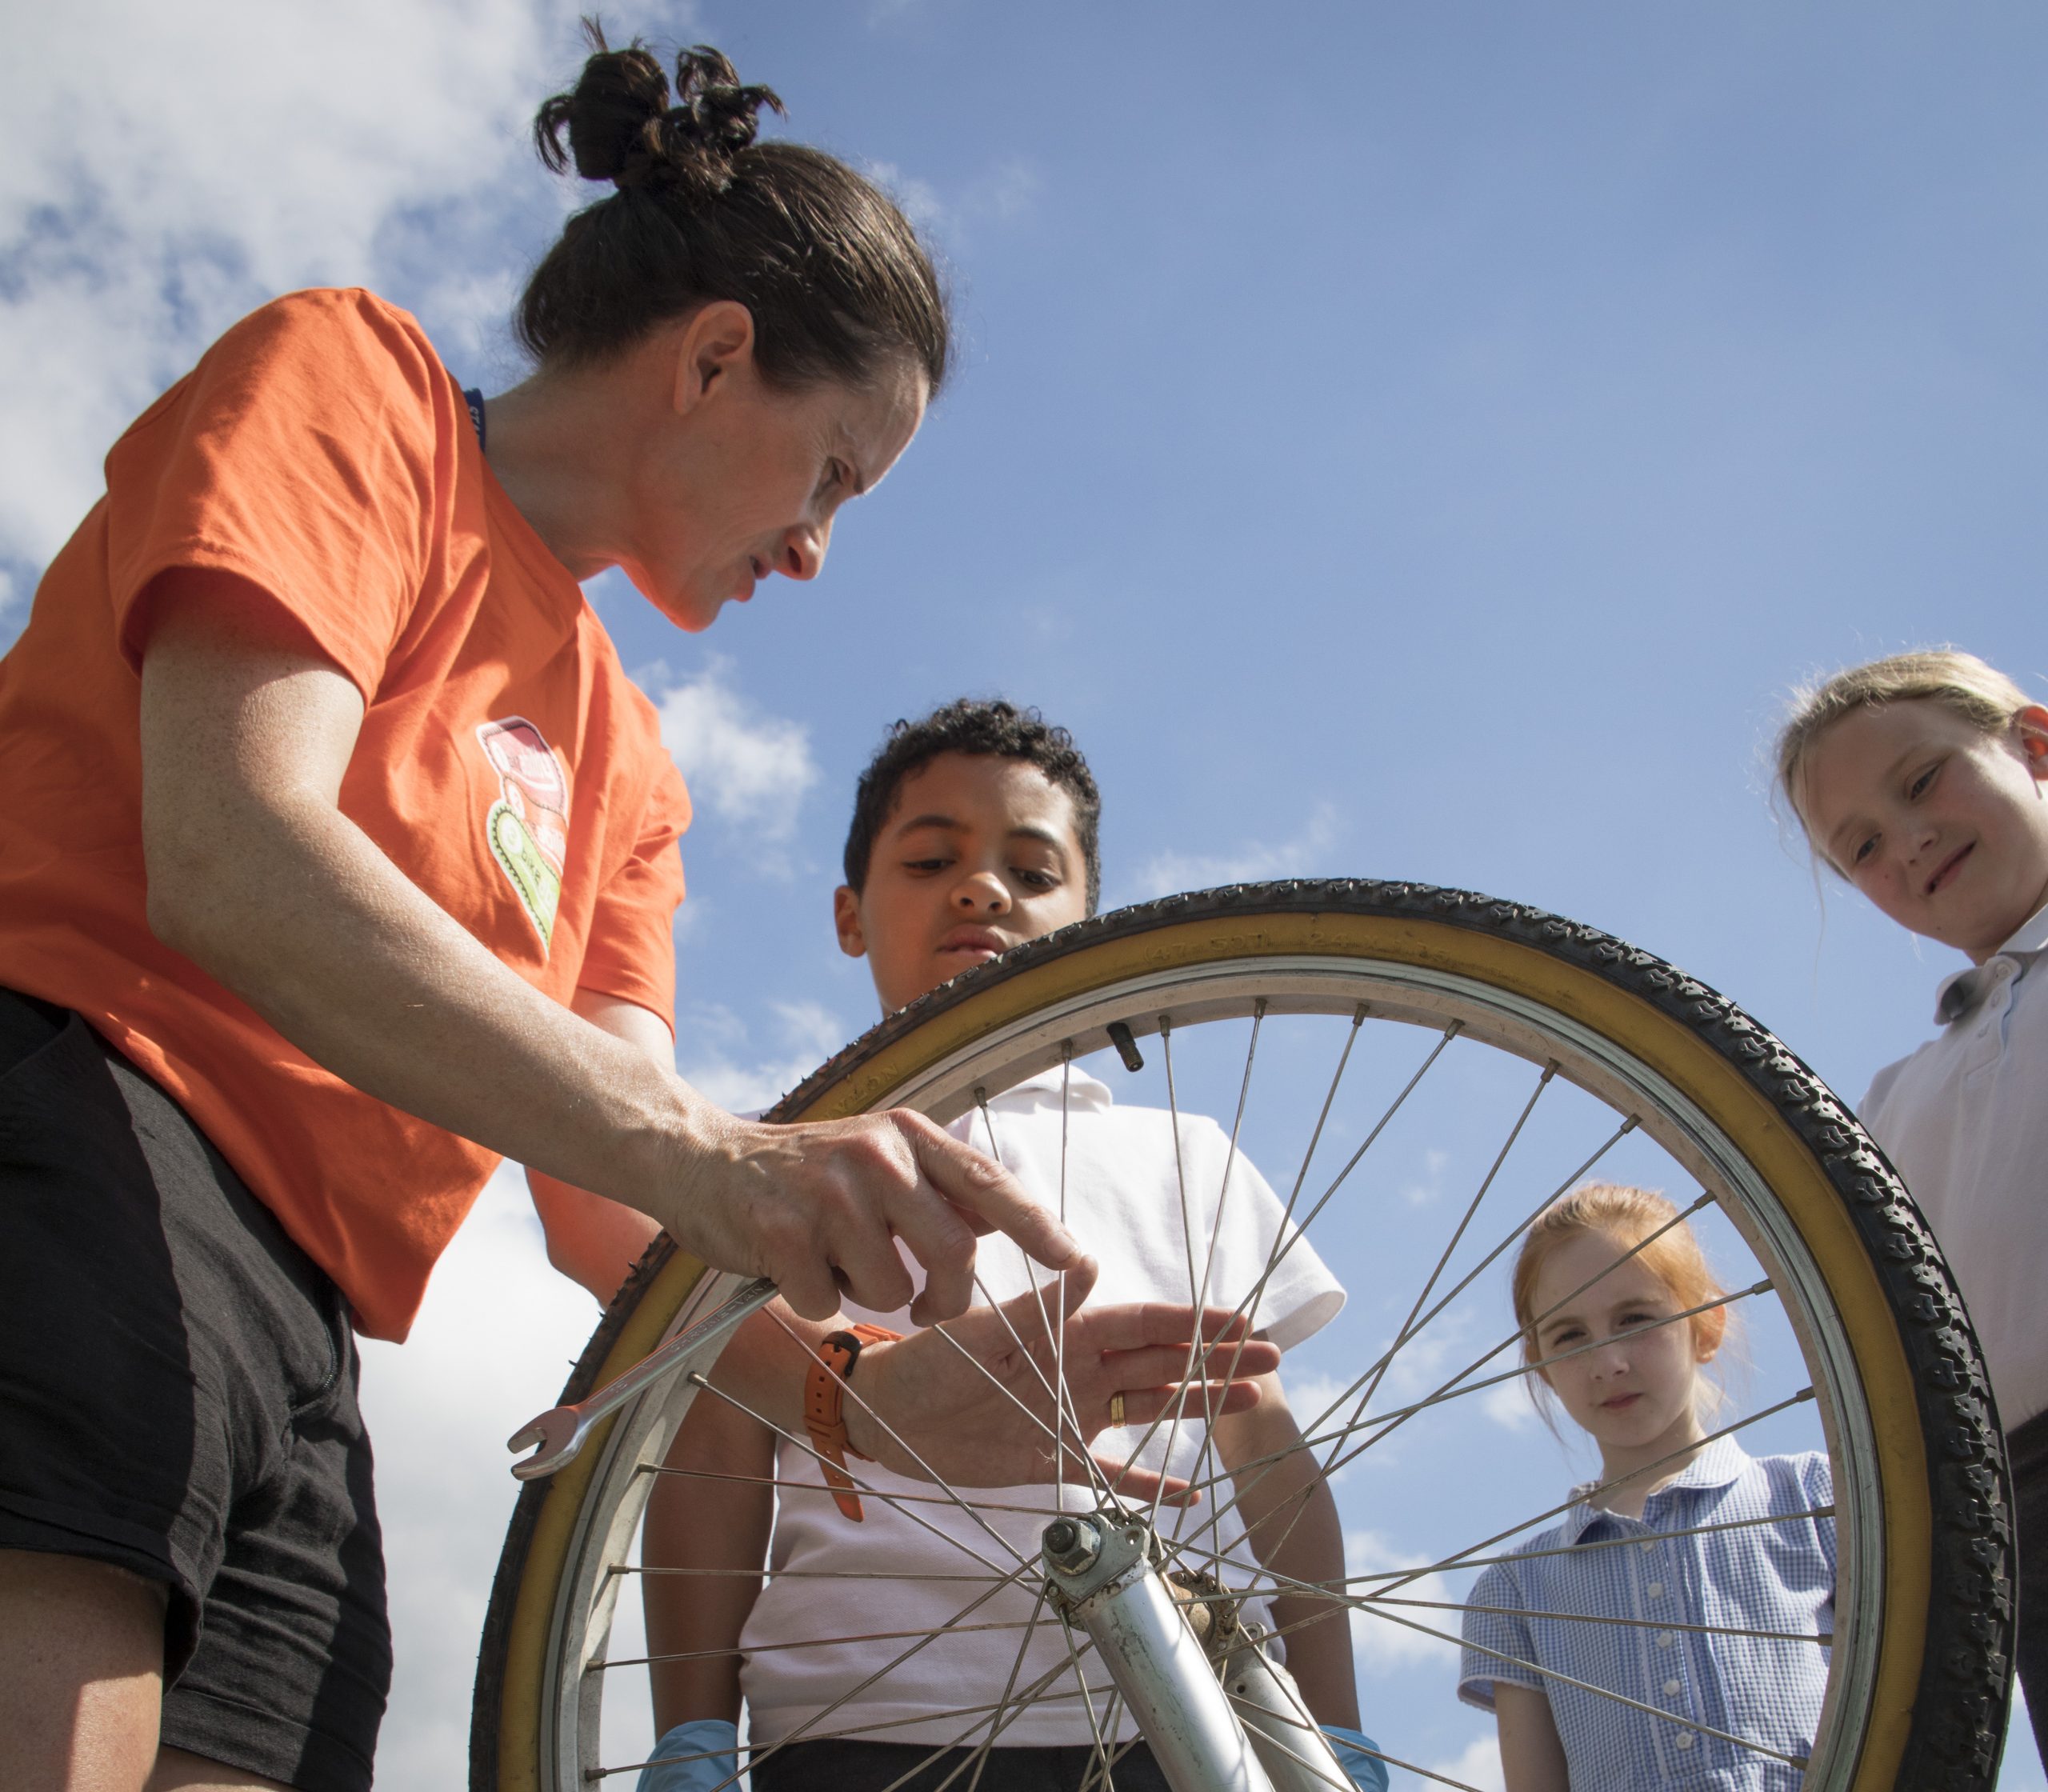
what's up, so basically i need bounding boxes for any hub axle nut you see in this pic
[1042,1515,1102,1574]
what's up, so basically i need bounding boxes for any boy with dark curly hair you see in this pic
[635,698,1382,1792]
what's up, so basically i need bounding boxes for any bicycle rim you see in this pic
[472,882,2014,1792]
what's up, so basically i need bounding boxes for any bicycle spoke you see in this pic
[854,1584,1066,1792]
[1358,1592,1832,1646]
[623,1566,1017,1582]
[1175,1498,1838,1592]
[1134,1534,1834,1653]
[1299,1115,1644,1470]
[961,1578,1057,1792]
[786,1582,1092,1792]
[686,1367,1023,1576]
[1213,1178,1706,1530]
[922,1306,1086,1473]
[1134,1013,1466,1483]
[1218,1692,1354,1792]
[1197,1107,1640,1536]
[1076,1692,1133,1792]
[1158,1113,1658,1566]
[1383,1387,1816,1594]
[1406,1504,1837,1577]
[1349,1061,1557,1427]
[973,1084,1115,1506]
[1162,1278,1773,1520]
[598,1564,1051,1786]
[1058,1608,1119,1789]
[642,1558,1046,1790]
[1180,1002,1267,1533]
[1142,1014,1202,1538]
[756,1310,1035,1571]
[639,1462,1082,1520]
[1057,1048,1073,1495]
[1160,1387,1822,1611]
[1153,1387,1822,1622]
[594,1614,1046,1670]
[1401,1604,1810,1768]
[1268,1016,1464,1263]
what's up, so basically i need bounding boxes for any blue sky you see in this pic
[3,2,2042,1786]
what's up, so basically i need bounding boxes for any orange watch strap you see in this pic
[803,1323,900,1521]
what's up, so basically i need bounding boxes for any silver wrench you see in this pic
[507,1274,778,1480]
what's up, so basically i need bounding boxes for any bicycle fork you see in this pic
[1041,1511,1351,1792]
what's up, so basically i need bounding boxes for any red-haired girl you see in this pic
[1457,1186,1834,1792]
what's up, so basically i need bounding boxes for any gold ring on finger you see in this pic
[1108,1391,1126,1428]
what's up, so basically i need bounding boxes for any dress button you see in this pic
[1646,1581,1664,1598]
[1675,1733,1696,1751]
[1657,1631,1675,1648]
[1640,1540,1656,1553]
[1663,1678,1681,1696]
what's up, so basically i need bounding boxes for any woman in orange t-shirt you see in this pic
[0,34,1240,1792]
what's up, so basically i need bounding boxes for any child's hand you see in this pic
[1322,1725,1391,1792]
[669,1106,1085,1325]
[634,1718,736,1792]
[845,1258,1282,1498]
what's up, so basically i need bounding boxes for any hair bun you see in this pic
[535,23,786,198]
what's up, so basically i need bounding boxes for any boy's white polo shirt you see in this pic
[738,1063,1346,1749]
[1862,903,2048,1430]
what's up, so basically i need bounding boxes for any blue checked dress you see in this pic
[1458,1438,1834,1790]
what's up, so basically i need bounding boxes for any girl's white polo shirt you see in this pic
[1862,903,2048,1430]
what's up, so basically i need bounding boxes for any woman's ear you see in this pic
[671,300,758,414]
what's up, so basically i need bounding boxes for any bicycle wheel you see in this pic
[471,880,2014,1792]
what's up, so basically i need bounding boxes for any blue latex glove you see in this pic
[1322,1724,1391,1792]
[637,1718,738,1792]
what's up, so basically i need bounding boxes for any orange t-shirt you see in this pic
[0,288,692,1341]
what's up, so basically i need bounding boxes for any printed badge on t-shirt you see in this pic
[476,718,571,949]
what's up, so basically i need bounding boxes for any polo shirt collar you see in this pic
[1560,1435,1751,1542]
[994,1064,1115,1110]
[1934,902,2048,1025]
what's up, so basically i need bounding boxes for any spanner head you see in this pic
[507,1406,587,1481]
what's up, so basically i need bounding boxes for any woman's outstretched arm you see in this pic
[136,575,1080,1325]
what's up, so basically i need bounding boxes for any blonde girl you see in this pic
[1457,1185,1834,1792]
[1776,647,2048,1769]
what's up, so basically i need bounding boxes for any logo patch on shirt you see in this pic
[476,718,571,949]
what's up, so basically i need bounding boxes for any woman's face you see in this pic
[621,314,928,632]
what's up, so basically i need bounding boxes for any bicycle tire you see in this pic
[470,879,2014,1792]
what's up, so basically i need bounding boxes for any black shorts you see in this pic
[0,986,389,1792]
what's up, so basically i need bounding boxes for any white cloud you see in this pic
[1126,801,1344,902]
[355,1163,617,1792]
[1282,1367,1364,1437]
[1370,1308,1474,1415]
[862,158,950,238]
[676,995,855,1113]
[861,153,1043,252]
[1402,1146,1451,1208]
[655,655,820,843]
[1479,1372,1542,1433]
[1429,1734,1508,1792]
[0,0,565,592]
[966,156,1043,223]
[1344,1527,1463,1675]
